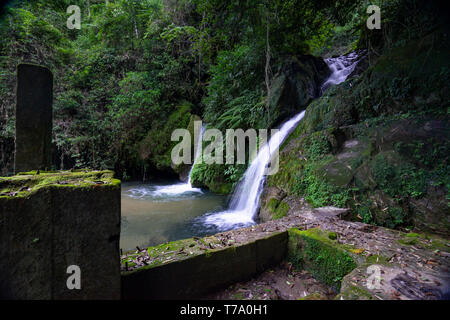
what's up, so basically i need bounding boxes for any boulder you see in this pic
[268,55,330,127]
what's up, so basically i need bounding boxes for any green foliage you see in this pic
[291,160,350,208]
[203,44,265,130]
[303,133,331,161]
[371,152,428,199]
[190,162,233,194]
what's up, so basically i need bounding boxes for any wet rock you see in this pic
[268,55,331,127]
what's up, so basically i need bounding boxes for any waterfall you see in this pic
[187,125,205,185]
[204,111,306,229]
[320,51,362,93]
[203,51,362,230]
[134,125,206,197]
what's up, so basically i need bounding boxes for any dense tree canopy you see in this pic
[1,0,444,182]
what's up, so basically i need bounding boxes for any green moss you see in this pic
[398,238,417,246]
[288,228,357,290]
[328,232,337,240]
[365,254,390,265]
[120,235,228,272]
[405,233,420,238]
[232,292,244,300]
[266,198,279,212]
[273,201,290,220]
[337,283,374,300]
[0,170,120,199]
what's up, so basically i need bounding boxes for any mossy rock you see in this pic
[287,228,357,291]
[172,113,202,181]
[273,201,290,220]
[139,101,192,173]
[261,197,290,221]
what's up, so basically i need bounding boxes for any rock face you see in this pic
[0,170,121,299]
[15,64,53,174]
[172,114,202,182]
[263,32,449,235]
[268,55,330,128]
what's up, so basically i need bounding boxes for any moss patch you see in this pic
[264,197,290,220]
[273,202,290,220]
[287,228,357,290]
[0,170,120,198]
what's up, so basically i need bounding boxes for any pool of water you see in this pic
[120,181,228,251]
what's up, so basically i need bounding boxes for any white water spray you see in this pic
[320,51,361,93]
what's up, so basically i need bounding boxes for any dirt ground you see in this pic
[204,261,336,300]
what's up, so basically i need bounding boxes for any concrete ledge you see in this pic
[121,231,288,299]
[0,170,121,299]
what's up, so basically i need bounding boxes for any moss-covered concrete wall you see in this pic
[287,228,358,291]
[121,231,288,299]
[0,170,121,299]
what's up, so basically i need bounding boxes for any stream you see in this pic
[120,51,363,252]
[120,181,227,251]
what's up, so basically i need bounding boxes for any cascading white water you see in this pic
[152,125,205,196]
[203,51,362,230]
[128,125,205,198]
[320,51,361,93]
[204,111,306,229]
[187,125,205,185]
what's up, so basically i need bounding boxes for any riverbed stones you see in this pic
[0,170,121,299]
[15,64,53,174]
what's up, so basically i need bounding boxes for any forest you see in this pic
[0,0,449,301]
[0,0,400,180]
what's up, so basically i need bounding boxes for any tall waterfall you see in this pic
[204,112,306,229]
[204,51,362,230]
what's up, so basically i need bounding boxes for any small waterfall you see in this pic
[153,124,205,196]
[129,125,205,198]
[320,51,362,93]
[203,51,362,230]
[187,125,205,185]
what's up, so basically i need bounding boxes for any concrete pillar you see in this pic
[15,63,53,173]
